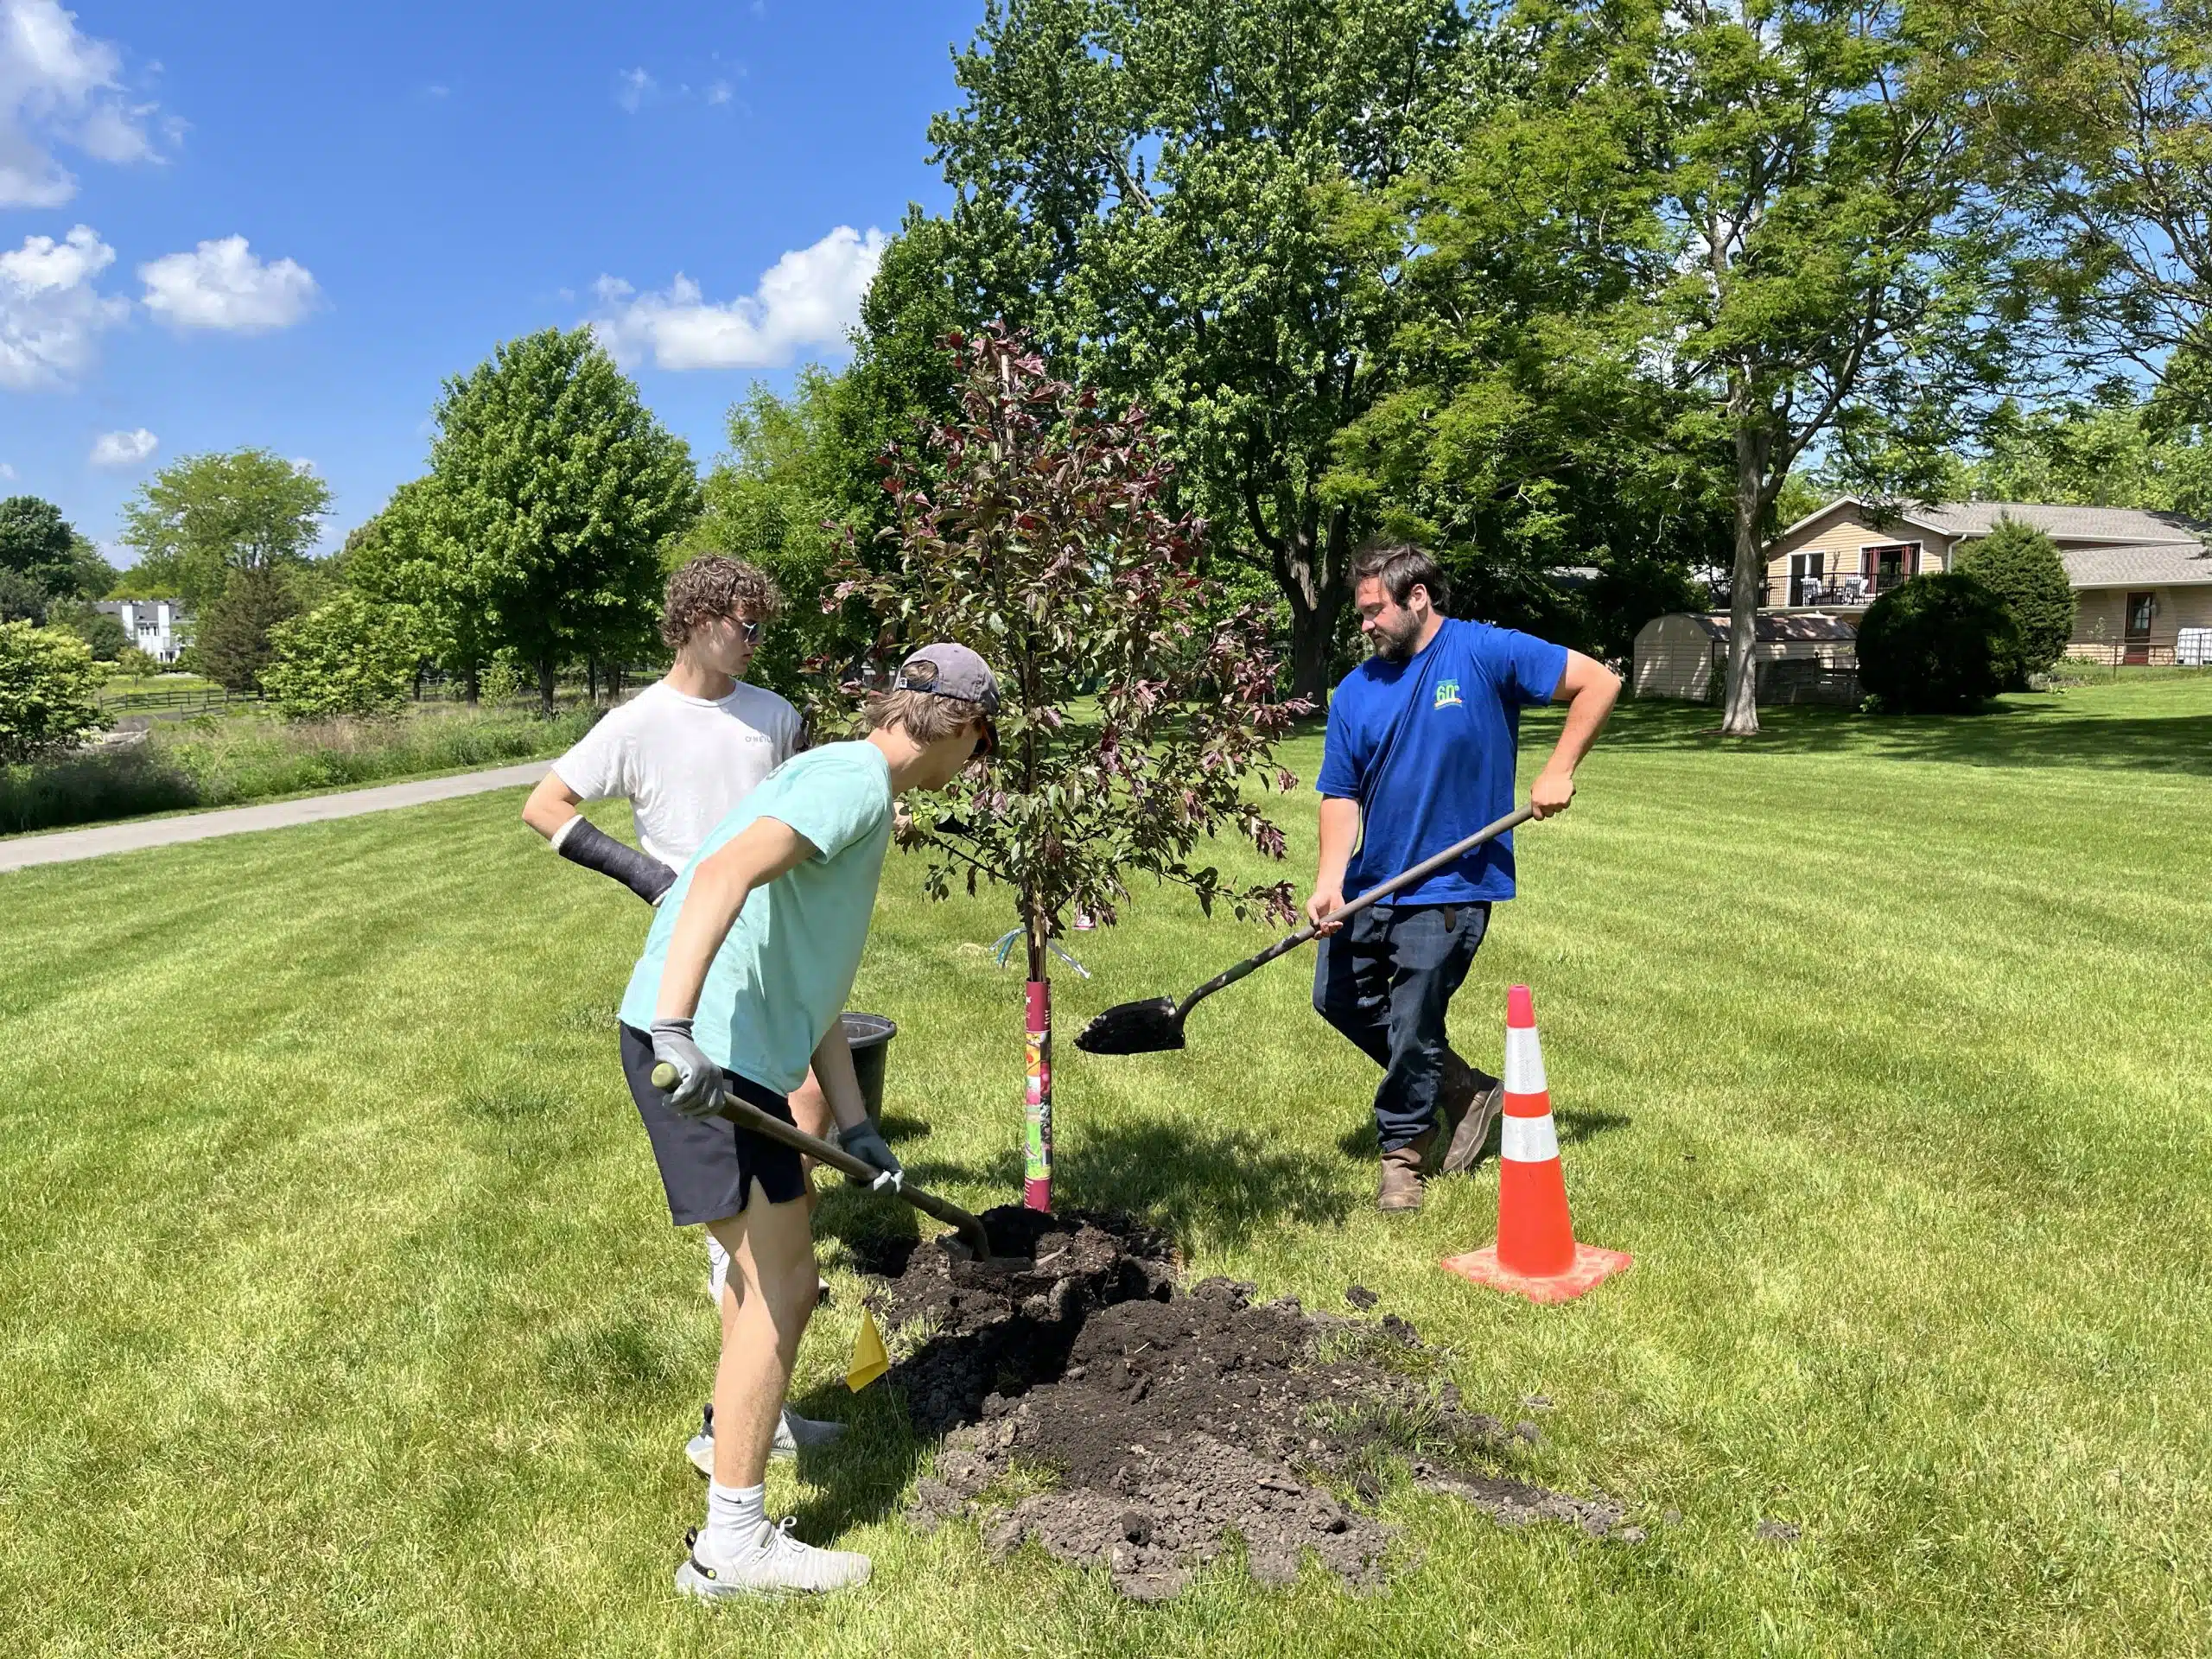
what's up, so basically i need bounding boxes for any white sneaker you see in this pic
[676,1518,871,1598]
[685,1406,847,1477]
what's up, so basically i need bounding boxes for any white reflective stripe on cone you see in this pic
[1504,1025,1548,1095]
[1500,1112,1560,1164]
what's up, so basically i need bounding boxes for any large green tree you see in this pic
[340,480,497,699]
[1966,394,2212,516]
[420,328,699,711]
[1966,0,2212,418]
[685,368,874,696]
[1325,13,1735,658]
[0,497,109,600]
[118,450,333,612]
[918,0,1482,700]
[1612,0,2018,735]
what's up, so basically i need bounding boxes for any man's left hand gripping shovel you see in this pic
[1074,804,1537,1057]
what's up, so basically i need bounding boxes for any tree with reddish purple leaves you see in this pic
[829,324,1307,1210]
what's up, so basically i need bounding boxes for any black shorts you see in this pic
[619,1023,808,1226]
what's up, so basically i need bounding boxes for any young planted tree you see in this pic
[831,327,1309,1210]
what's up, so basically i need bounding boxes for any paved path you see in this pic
[0,761,551,873]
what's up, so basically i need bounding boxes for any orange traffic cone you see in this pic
[1441,985,1630,1304]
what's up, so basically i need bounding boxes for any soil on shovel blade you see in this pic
[863,1205,1637,1601]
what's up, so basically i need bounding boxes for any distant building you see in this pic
[1763,499,2212,665]
[95,599,189,664]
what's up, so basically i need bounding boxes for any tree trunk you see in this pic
[1286,595,1340,708]
[1720,418,1772,738]
[537,657,556,715]
[1022,895,1052,1213]
[1278,505,1356,708]
[464,664,480,705]
[587,658,599,704]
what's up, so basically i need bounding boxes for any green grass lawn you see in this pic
[4,677,2209,1656]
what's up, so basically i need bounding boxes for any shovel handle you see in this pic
[648,1061,993,1259]
[1173,804,1537,1022]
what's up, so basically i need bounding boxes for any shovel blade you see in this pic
[1074,996,1186,1056]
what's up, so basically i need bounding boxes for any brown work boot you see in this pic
[1438,1053,1504,1175]
[1377,1128,1437,1212]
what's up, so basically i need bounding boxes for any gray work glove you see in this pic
[836,1121,903,1192]
[650,1019,727,1119]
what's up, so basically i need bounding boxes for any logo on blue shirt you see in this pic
[1433,678,1463,709]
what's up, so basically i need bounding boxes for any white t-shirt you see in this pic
[550,678,804,868]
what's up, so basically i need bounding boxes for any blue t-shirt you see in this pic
[620,742,893,1093]
[1315,618,1567,904]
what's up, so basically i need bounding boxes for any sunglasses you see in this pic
[971,718,998,760]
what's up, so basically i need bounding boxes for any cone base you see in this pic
[1440,1242,1632,1305]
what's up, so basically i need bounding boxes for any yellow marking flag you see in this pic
[846,1307,889,1392]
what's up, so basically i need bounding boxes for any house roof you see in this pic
[1688,613,1858,643]
[2058,541,2212,588]
[1910,502,2212,544]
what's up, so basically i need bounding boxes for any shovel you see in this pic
[651,1062,998,1260]
[1074,804,1537,1057]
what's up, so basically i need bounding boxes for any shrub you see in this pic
[0,620,107,764]
[1856,571,2022,714]
[45,600,129,661]
[262,593,423,721]
[115,646,158,678]
[1956,517,2076,681]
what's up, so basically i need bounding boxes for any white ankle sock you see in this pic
[706,1480,767,1555]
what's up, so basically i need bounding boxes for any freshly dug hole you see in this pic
[867,1205,1637,1600]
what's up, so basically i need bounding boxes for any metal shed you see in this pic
[1632,612,1859,703]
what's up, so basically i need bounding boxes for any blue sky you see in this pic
[0,0,977,563]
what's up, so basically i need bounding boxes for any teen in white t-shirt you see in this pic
[520,555,847,1467]
[549,676,801,868]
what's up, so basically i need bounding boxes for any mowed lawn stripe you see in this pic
[3,677,2208,1656]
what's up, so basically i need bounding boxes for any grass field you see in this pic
[3,677,2209,1656]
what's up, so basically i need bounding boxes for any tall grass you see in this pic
[0,704,599,836]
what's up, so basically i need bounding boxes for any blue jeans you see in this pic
[1313,902,1490,1153]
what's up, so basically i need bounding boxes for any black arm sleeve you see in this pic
[556,817,677,906]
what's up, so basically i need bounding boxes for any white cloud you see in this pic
[705,79,733,106]
[0,461,14,479]
[0,0,168,207]
[139,236,319,333]
[590,225,887,372]
[615,67,656,112]
[0,222,128,389]
[88,425,154,467]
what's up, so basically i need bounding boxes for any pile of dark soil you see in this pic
[866,1205,1637,1599]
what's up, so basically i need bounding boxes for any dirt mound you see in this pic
[868,1208,1637,1599]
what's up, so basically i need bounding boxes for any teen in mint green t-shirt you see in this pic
[616,643,999,1602]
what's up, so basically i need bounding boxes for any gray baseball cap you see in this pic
[892,642,1002,715]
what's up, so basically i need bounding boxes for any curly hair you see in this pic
[660,555,783,651]
[1351,540,1451,615]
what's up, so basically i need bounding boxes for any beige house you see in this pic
[1764,499,2212,665]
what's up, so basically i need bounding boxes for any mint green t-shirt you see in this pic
[620,742,893,1093]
